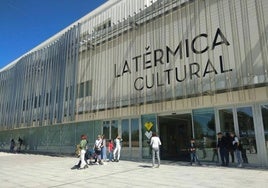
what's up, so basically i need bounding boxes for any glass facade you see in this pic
[261,105,268,153]
[236,106,258,164]
[102,120,118,140]
[219,109,235,134]
[131,119,139,148]
[122,119,130,147]
[141,114,157,158]
[0,121,101,154]
[193,108,216,161]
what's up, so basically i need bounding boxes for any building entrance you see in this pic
[159,114,192,161]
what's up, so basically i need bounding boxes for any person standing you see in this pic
[78,134,88,169]
[225,132,235,163]
[108,139,114,162]
[230,132,243,167]
[113,135,122,162]
[17,137,23,152]
[101,134,107,162]
[217,132,229,166]
[94,135,103,164]
[189,138,201,166]
[10,139,15,152]
[150,132,161,168]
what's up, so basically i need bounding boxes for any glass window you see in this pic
[131,119,139,147]
[237,107,257,154]
[122,119,129,147]
[219,109,235,133]
[34,96,38,108]
[261,105,268,150]
[65,87,68,101]
[69,85,73,100]
[102,121,110,139]
[193,108,216,160]
[85,80,92,97]
[79,82,84,98]
[111,120,118,140]
[141,114,157,158]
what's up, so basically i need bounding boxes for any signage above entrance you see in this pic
[114,28,232,91]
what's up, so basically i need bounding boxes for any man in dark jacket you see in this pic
[217,132,229,166]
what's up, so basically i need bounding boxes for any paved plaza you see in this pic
[0,152,268,188]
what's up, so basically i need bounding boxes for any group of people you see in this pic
[217,132,244,167]
[151,131,246,168]
[9,137,23,153]
[74,134,122,170]
[189,132,245,167]
[73,131,245,170]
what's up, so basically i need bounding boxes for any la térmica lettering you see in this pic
[114,28,232,91]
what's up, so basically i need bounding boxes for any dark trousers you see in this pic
[228,149,234,163]
[219,148,229,166]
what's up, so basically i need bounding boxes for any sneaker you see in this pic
[79,165,88,169]
[238,164,243,168]
[71,165,79,170]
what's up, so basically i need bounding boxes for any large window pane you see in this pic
[102,121,110,139]
[122,119,129,147]
[219,109,234,133]
[141,114,157,158]
[237,107,257,154]
[111,120,118,140]
[261,105,268,150]
[193,108,216,161]
[131,119,139,147]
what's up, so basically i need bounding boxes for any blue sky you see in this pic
[0,0,107,69]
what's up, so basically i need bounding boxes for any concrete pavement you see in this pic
[0,152,268,188]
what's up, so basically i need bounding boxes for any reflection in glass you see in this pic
[237,107,257,154]
[219,109,234,133]
[103,121,110,139]
[261,105,268,150]
[122,119,130,147]
[131,119,139,147]
[141,114,157,158]
[111,120,118,140]
[193,108,216,161]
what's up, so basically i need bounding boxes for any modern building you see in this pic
[0,0,268,166]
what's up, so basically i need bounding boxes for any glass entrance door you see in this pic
[218,106,258,165]
[237,106,257,164]
[103,118,140,160]
[261,105,268,157]
[159,114,192,161]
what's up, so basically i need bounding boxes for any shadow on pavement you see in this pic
[138,165,152,168]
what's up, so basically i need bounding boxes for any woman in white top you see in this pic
[150,132,162,168]
[113,135,122,162]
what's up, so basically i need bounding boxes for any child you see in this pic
[189,138,201,166]
[108,139,114,162]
